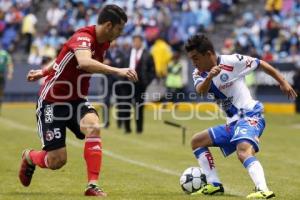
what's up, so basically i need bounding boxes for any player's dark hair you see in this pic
[185,34,215,55]
[97,4,127,26]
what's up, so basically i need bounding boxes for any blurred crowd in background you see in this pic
[0,0,300,115]
[223,0,300,65]
[0,0,34,52]
[0,0,237,68]
[1,0,300,67]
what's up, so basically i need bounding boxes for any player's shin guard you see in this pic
[84,136,102,183]
[29,150,48,168]
[243,156,269,191]
[193,147,221,186]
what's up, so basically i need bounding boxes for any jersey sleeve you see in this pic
[68,32,94,52]
[231,54,260,76]
[192,69,206,88]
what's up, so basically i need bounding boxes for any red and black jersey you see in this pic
[39,25,110,102]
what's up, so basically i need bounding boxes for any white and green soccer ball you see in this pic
[180,167,206,194]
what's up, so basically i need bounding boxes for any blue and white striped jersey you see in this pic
[193,54,261,123]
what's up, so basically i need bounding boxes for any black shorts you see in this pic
[36,99,98,151]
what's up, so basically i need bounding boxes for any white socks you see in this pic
[193,148,269,191]
[193,147,221,185]
[243,156,269,191]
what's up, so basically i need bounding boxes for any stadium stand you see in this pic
[1,0,298,104]
[222,0,300,65]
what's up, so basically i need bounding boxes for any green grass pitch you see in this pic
[0,105,300,200]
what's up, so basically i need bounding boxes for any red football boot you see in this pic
[84,184,107,197]
[19,149,35,187]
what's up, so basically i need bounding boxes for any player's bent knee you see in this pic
[47,157,67,170]
[47,148,67,170]
[236,150,249,162]
[80,113,101,136]
[190,130,211,150]
[80,124,101,137]
[236,142,254,162]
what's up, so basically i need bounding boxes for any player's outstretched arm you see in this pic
[27,60,55,82]
[195,66,221,95]
[75,49,138,82]
[260,60,298,100]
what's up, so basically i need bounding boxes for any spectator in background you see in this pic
[0,45,13,114]
[221,37,234,54]
[28,32,44,65]
[0,0,34,52]
[223,0,300,63]
[0,0,13,12]
[1,24,18,51]
[286,44,300,63]
[209,0,222,22]
[266,16,281,45]
[262,44,275,62]
[151,37,172,78]
[21,9,37,53]
[41,43,57,59]
[249,46,261,59]
[46,2,64,27]
[167,20,184,52]
[75,1,86,21]
[281,0,294,15]
[1,0,241,59]
[265,0,282,15]
[57,13,74,38]
[101,40,126,128]
[5,5,23,29]
[165,50,188,102]
[122,34,156,134]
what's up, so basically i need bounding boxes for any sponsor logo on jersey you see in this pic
[219,82,233,90]
[220,73,229,82]
[220,64,233,71]
[44,105,53,123]
[45,130,54,141]
[77,36,91,42]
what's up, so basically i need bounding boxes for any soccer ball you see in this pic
[180,167,206,194]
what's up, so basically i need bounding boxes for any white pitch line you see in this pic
[0,117,244,197]
[67,139,180,176]
[0,116,180,177]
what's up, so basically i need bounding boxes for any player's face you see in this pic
[108,21,125,41]
[188,49,214,71]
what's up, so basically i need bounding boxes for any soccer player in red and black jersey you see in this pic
[19,5,138,197]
